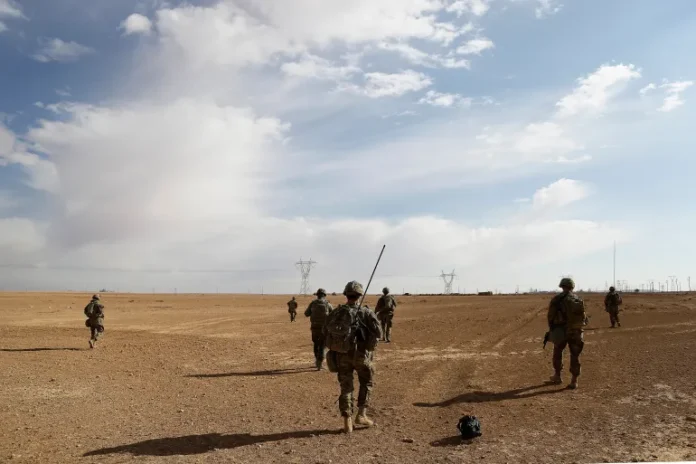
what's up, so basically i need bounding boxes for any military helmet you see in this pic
[92,294,100,300]
[609,286,615,292]
[315,288,327,296]
[558,277,575,289]
[382,287,389,294]
[343,280,364,296]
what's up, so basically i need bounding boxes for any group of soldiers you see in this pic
[546,278,624,390]
[80,278,623,433]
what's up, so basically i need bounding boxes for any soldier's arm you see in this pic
[547,297,559,328]
[304,301,313,317]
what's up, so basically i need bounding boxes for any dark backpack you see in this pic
[457,415,482,439]
[324,305,359,353]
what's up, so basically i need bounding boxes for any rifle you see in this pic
[356,245,386,342]
[543,331,550,349]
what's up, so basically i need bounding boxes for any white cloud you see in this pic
[377,42,470,69]
[55,88,72,98]
[514,122,582,155]
[555,63,641,117]
[446,0,490,17]
[456,37,494,55]
[419,90,471,107]
[0,0,23,19]
[153,1,470,69]
[0,218,45,253]
[657,80,693,112]
[531,178,590,209]
[0,190,18,211]
[280,54,360,80]
[120,13,153,36]
[340,70,432,98]
[639,83,656,95]
[535,0,562,18]
[32,38,96,63]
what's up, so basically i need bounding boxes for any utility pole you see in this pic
[688,276,692,292]
[440,270,456,294]
[613,241,616,288]
[295,258,317,296]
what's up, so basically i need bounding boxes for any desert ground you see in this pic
[1,291,695,464]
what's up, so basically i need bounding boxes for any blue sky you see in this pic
[1,0,695,294]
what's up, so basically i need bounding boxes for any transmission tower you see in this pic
[295,258,316,295]
[440,269,456,294]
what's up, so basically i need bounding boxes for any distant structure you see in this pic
[440,269,456,295]
[295,258,316,296]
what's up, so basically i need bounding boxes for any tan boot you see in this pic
[568,375,578,389]
[355,408,374,427]
[343,416,353,433]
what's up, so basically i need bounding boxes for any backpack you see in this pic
[84,301,95,317]
[560,293,586,330]
[457,415,482,439]
[324,305,359,353]
[307,299,331,327]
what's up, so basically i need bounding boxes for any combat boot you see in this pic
[549,373,562,384]
[89,339,94,349]
[355,408,374,427]
[568,375,578,389]
[343,416,353,433]
[315,359,323,371]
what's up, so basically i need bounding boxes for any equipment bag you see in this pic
[324,305,358,353]
[457,415,482,439]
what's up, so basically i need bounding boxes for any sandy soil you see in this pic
[1,291,695,463]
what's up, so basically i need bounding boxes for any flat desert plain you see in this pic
[1,292,695,464]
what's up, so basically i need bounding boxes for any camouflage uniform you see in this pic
[324,281,382,433]
[547,278,586,389]
[84,295,105,349]
[287,297,298,322]
[304,288,334,370]
[375,287,397,342]
[604,287,622,328]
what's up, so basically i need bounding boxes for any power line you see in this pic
[295,258,316,296]
[440,269,456,295]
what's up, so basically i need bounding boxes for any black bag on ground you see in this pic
[457,415,482,439]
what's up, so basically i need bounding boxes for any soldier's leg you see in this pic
[568,332,584,389]
[385,315,392,342]
[336,354,355,432]
[551,340,567,382]
[89,327,96,348]
[355,351,375,426]
[609,310,616,327]
[614,310,621,327]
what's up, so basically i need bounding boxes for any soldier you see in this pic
[83,294,105,349]
[604,286,623,328]
[546,278,586,390]
[324,281,382,433]
[375,287,397,342]
[304,288,334,370]
[287,296,298,322]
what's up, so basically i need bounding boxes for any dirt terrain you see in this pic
[1,291,695,464]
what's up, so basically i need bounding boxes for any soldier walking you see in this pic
[304,288,333,370]
[324,281,382,433]
[84,294,105,349]
[287,296,298,322]
[375,287,397,342]
[604,286,623,328]
[546,278,586,389]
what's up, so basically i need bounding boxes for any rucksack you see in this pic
[308,299,331,327]
[324,305,359,353]
[457,415,482,439]
[84,301,95,317]
[560,293,586,329]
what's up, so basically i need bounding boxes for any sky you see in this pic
[1,0,695,294]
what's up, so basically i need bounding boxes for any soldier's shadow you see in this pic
[413,383,566,408]
[83,430,345,457]
[186,367,316,378]
[0,347,85,352]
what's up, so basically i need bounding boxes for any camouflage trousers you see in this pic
[89,325,104,342]
[608,308,620,326]
[552,330,584,377]
[336,350,375,417]
[311,329,326,364]
[378,313,393,341]
[289,311,297,322]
